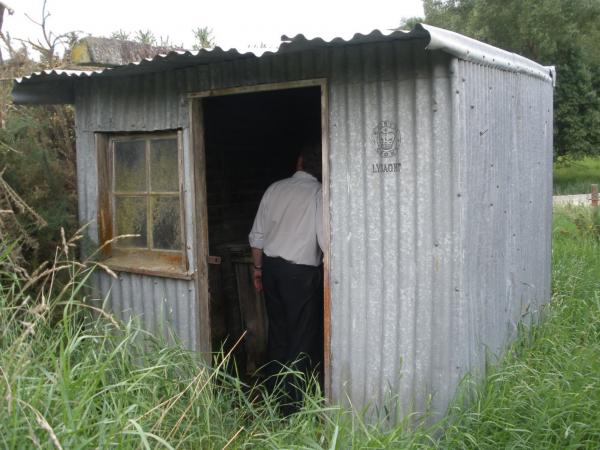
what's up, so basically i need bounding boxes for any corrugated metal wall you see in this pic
[327,44,460,423]
[455,58,553,385]
[73,39,552,422]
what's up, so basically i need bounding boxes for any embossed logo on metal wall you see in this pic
[372,120,400,158]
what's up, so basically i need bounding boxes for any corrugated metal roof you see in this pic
[12,24,554,104]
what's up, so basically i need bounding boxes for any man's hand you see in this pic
[250,247,264,293]
[253,268,263,293]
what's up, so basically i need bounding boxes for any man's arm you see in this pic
[249,187,270,293]
[251,247,263,292]
[316,187,324,251]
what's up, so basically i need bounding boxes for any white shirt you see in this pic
[249,171,323,266]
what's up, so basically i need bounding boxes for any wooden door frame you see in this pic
[189,78,332,398]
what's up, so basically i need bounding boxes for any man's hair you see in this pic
[300,140,322,180]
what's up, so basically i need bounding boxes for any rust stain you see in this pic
[103,250,190,280]
[323,254,331,400]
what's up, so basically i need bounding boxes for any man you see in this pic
[248,142,323,414]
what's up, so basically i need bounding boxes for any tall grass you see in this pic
[0,232,432,448]
[1,208,599,448]
[553,157,600,195]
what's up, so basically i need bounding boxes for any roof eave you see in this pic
[11,24,554,106]
[419,24,554,82]
[12,77,75,105]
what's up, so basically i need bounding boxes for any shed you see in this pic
[12,24,554,423]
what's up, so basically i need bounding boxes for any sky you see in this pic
[7,0,424,53]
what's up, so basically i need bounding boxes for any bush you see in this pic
[0,103,77,268]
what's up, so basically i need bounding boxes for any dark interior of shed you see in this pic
[202,86,322,378]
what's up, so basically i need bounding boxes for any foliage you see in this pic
[0,4,78,271]
[0,102,77,267]
[553,156,600,194]
[110,29,131,41]
[417,0,600,159]
[192,26,216,50]
[554,46,600,158]
[109,26,215,50]
[571,205,600,241]
[134,29,157,46]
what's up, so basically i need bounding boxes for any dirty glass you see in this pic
[114,196,147,248]
[150,138,178,192]
[151,195,181,250]
[110,133,183,257]
[114,140,146,192]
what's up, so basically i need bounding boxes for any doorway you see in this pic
[191,81,330,391]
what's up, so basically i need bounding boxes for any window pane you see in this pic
[151,196,182,250]
[150,138,179,192]
[114,196,147,248]
[114,140,146,192]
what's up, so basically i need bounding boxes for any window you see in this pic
[97,131,189,278]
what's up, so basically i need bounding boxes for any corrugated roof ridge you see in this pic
[420,24,553,81]
[14,24,553,87]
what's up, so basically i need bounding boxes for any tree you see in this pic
[20,0,80,67]
[416,0,600,159]
[554,46,600,157]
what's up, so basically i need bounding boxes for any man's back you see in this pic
[249,170,322,266]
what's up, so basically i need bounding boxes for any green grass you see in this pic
[1,208,600,448]
[553,157,600,195]
[0,235,433,449]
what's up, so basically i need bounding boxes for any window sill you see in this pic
[101,253,194,280]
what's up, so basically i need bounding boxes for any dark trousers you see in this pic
[261,255,323,413]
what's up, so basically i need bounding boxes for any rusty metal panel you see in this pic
[74,73,198,350]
